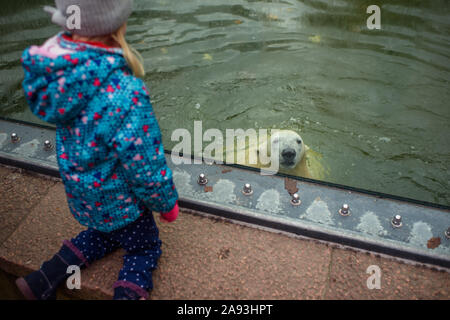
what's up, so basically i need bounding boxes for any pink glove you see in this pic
[160,201,179,223]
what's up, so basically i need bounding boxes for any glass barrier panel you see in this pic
[0,0,449,207]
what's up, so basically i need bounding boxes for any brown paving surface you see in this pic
[0,166,56,245]
[0,182,120,300]
[324,248,450,300]
[0,165,449,300]
[152,213,331,299]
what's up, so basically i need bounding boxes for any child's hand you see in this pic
[160,201,179,223]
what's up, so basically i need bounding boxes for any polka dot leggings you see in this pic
[70,211,162,299]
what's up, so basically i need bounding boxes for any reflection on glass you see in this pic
[0,0,449,206]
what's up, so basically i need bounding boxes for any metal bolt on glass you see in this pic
[197,173,208,185]
[10,133,19,143]
[391,215,402,228]
[290,193,301,206]
[445,227,450,239]
[242,183,253,196]
[43,140,52,151]
[339,203,350,216]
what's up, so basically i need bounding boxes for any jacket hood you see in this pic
[22,32,129,124]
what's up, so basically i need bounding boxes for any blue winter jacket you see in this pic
[21,32,178,232]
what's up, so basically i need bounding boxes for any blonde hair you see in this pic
[72,24,145,78]
[111,24,145,78]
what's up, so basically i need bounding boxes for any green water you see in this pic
[0,0,449,206]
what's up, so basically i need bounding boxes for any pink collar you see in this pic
[62,34,117,49]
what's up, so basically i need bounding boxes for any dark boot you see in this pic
[16,240,88,300]
[113,281,149,300]
[113,287,143,300]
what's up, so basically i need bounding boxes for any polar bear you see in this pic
[223,130,326,179]
[257,130,311,177]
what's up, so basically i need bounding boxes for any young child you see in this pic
[15,0,179,300]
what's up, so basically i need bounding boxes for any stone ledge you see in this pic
[0,165,448,300]
[0,177,332,300]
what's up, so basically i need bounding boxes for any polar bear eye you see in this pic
[296,139,302,145]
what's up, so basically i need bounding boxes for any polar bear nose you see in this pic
[282,148,296,160]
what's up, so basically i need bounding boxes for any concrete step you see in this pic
[0,165,449,299]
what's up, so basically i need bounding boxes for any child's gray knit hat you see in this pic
[44,0,133,37]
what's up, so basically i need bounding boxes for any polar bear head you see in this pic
[258,130,306,170]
